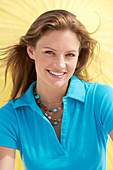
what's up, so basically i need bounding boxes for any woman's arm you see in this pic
[0,146,15,170]
[109,129,113,141]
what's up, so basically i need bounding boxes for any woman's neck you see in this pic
[36,83,68,106]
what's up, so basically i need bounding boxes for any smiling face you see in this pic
[27,30,80,91]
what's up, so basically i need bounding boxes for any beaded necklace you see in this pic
[34,89,63,126]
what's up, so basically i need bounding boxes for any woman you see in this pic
[0,9,113,170]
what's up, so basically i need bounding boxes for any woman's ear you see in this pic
[27,45,35,60]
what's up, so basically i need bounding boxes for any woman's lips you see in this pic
[47,70,66,78]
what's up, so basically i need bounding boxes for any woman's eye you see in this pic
[45,51,53,54]
[66,53,75,57]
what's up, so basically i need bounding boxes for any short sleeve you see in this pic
[0,100,19,150]
[94,84,113,134]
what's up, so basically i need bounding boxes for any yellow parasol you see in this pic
[0,0,113,169]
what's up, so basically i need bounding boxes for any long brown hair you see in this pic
[0,9,98,100]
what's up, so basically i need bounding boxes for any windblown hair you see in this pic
[0,9,98,100]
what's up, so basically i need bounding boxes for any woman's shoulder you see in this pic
[0,81,36,113]
[0,100,14,111]
[71,76,113,94]
[0,91,26,113]
[69,76,113,101]
[80,79,113,106]
[0,100,17,120]
[84,80,113,97]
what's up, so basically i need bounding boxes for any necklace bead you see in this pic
[33,88,63,126]
[43,106,48,111]
[48,109,53,112]
[53,122,58,125]
[35,94,39,99]
[48,116,52,120]
[54,109,57,112]
[58,106,62,110]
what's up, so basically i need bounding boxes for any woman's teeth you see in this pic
[49,71,64,76]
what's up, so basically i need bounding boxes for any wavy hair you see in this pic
[0,9,98,100]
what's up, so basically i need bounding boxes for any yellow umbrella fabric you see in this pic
[0,0,113,170]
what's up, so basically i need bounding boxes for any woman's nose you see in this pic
[53,55,66,69]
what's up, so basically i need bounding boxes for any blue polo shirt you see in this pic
[0,75,113,170]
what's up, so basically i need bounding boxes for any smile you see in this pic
[47,70,66,78]
[49,71,64,76]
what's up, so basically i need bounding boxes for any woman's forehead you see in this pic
[36,30,80,49]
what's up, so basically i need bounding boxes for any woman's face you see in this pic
[27,30,80,90]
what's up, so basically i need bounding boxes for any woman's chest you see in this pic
[17,103,106,170]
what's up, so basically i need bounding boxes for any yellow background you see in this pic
[0,0,113,169]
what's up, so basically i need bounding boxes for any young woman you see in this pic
[0,9,113,170]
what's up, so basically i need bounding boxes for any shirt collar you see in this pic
[13,81,37,110]
[65,75,85,103]
[13,75,86,109]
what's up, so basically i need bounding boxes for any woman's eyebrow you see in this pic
[43,47,78,52]
[43,47,57,51]
[66,50,78,53]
